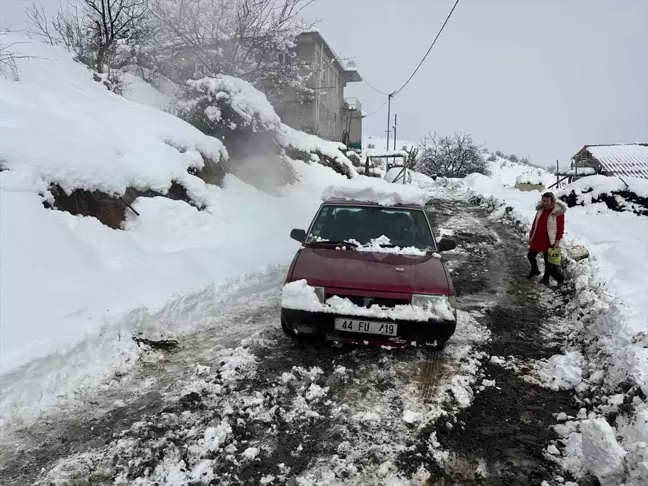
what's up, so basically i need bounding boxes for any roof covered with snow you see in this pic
[576,144,648,180]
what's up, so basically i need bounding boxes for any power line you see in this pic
[362,78,391,96]
[392,0,461,96]
[362,98,389,118]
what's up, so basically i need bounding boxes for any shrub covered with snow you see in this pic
[176,75,281,141]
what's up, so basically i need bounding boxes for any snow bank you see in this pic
[322,175,428,206]
[564,174,648,203]
[420,155,648,484]
[0,33,226,197]
[0,34,348,426]
[276,123,358,177]
[281,280,455,322]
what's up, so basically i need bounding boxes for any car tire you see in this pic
[281,319,298,339]
[430,339,447,351]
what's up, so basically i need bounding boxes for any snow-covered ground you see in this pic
[0,34,347,427]
[421,154,648,485]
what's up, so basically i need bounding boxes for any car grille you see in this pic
[327,294,409,308]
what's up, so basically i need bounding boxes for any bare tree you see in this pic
[416,132,489,178]
[27,1,147,73]
[147,0,316,103]
[0,31,30,80]
[84,0,148,72]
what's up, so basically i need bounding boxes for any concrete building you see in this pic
[278,30,364,150]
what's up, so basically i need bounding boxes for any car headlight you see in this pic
[311,286,326,303]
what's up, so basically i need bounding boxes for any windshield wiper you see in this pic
[309,240,358,247]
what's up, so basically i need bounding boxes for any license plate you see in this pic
[334,318,398,336]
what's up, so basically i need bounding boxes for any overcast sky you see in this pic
[3,0,647,167]
[302,0,648,166]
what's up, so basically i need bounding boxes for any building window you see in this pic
[194,62,206,77]
[277,52,287,64]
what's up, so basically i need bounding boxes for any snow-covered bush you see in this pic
[559,175,648,216]
[416,132,489,178]
[176,75,281,144]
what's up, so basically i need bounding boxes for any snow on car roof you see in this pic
[321,175,428,207]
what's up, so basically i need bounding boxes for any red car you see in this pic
[281,197,458,349]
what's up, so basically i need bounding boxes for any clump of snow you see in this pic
[349,235,427,256]
[322,175,428,206]
[545,351,584,390]
[402,410,422,424]
[201,420,233,452]
[581,418,627,485]
[183,75,280,133]
[241,447,260,460]
[216,347,257,382]
[281,280,455,322]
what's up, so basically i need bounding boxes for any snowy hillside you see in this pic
[419,157,648,485]
[0,34,347,425]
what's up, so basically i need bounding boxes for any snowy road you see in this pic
[0,198,579,485]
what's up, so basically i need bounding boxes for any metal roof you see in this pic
[578,143,648,179]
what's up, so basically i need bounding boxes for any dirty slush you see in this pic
[0,198,580,485]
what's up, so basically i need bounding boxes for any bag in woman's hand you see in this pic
[547,247,562,265]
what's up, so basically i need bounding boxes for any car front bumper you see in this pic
[281,308,456,347]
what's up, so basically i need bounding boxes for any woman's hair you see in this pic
[542,191,556,208]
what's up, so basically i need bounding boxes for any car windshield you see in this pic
[305,205,435,250]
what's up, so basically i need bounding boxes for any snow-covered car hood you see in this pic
[289,247,452,295]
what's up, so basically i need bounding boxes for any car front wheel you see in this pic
[281,319,298,339]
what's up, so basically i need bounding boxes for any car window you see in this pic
[306,205,434,250]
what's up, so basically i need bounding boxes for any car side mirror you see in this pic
[290,228,306,243]
[437,237,457,252]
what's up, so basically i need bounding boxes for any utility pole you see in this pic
[385,93,393,151]
[393,114,398,151]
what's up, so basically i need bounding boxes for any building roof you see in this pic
[297,30,362,83]
[574,143,648,180]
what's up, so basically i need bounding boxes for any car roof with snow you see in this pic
[321,176,429,208]
[322,197,425,210]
